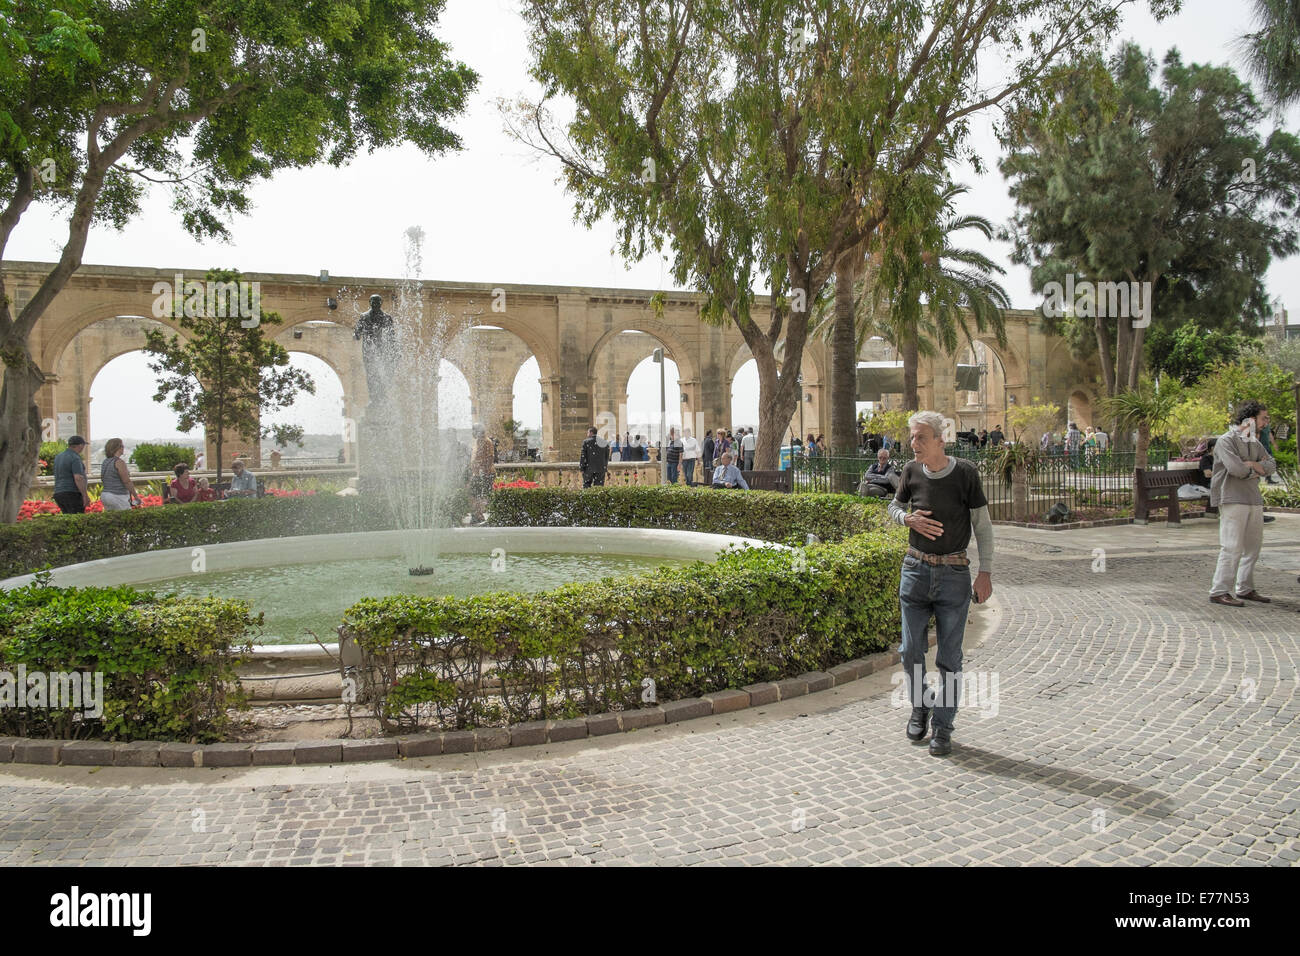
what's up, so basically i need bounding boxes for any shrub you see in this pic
[0,494,464,579]
[130,442,197,472]
[0,575,256,741]
[487,485,893,546]
[341,529,904,733]
[38,440,67,476]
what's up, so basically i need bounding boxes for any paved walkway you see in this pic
[2,516,1297,865]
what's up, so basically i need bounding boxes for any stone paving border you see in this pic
[0,645,917,770]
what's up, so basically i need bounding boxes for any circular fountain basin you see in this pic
[1,528,782,695]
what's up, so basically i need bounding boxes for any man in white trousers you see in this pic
[1209,400,1275,607]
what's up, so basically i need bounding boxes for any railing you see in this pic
[791,444,1174,520]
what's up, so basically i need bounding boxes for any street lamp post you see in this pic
[653,347,667,484]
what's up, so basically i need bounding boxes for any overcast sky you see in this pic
[12,0,1297,444]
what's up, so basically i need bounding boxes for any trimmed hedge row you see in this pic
[343,488,907,732]
[0,575,255,741]
[0,493,467,580]
[487,484,894,546]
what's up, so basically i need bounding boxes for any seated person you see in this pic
[169,463,200,503]
[857,449,900,498]
[225,459,258,498]
[711,452,749,489]
[196,477,217,502]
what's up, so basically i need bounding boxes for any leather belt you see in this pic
[906,546,969,567]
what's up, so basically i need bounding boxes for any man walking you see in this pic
[52,436,90,514]
[1209,400,1275,606]
[664,427,683,485]
[579,426,610,488]
[741,427,756,471]
[888,411,994,757]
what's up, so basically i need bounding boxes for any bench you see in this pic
[739,470,791,493]
[1134,467,1185,525]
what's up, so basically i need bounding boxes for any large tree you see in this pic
[1002,43,1300,398]
[510,0,1160,469]
[0,0,476,522]
[142,268,314,482]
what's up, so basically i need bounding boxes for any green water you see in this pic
[149,552,689,645]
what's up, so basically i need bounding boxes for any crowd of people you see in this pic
[584,426,763,487]
[50,436,258,514]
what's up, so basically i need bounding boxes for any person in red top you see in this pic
[169,463,200,503]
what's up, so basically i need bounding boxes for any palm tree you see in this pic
[1239,1,1300,108]
[1099,377,1179,471]
[818,181,1011,431]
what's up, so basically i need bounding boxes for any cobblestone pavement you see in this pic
[1,519,1298,866]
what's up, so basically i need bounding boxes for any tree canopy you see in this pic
[0,0,477,521]
[142,269,314,481]
[511,0,1168,467]
[1002,42,1300,397]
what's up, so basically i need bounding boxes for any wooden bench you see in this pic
[1134,467,1186,524]
[739,470,791,493]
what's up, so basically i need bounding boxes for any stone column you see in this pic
[555,294,593,461]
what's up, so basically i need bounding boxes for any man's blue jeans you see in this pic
[667,460,679,485]
[899,554,972,732]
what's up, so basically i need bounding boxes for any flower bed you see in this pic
[17,495,165,521]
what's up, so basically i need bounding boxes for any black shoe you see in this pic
[906,707,931,742]
[929,727,952,757]
[1263,515,1276,523]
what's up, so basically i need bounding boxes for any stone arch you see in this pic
[586,316,699,385]
[443,313,559,385]
[1067,389,1095,430]
[49,315,187,450]
[40,305,186,374]
[442,323,545,451]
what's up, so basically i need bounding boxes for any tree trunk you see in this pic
[1127,327,1145,391]
[1135,421,1150,471]
[753,353,798,471]
[829,262,858,491]
[830,262,858,454]
[902,335,919,411]
[1012,465,1028,522]
[1095,314,1116,397]
[0,348,44,524]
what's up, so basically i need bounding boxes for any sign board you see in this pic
[56,412,76,439]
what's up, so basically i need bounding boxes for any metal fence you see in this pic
[790,444,1176,520]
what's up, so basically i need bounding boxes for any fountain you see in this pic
[353,226,468,575]
[0,229,784,660]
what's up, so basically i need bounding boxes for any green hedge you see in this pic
[0,575,255,741]
[0,493,468,580]
[130,442,196,472]
[488,484,894,545]
[342,488,906,732]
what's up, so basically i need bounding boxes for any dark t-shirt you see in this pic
[52,448,86,494]
[894,457,988,555]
